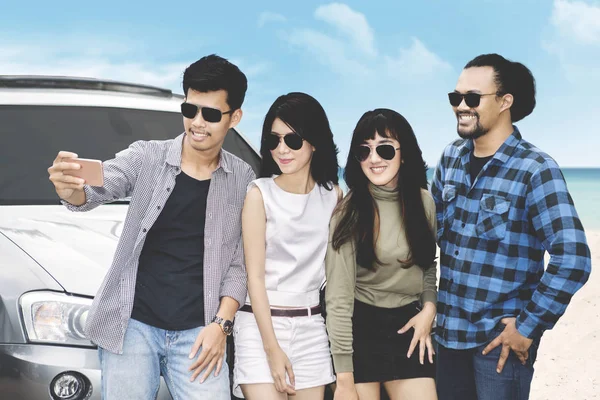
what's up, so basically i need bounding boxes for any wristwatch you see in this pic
[212,316,234,336]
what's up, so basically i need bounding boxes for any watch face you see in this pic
[223,320,234,334]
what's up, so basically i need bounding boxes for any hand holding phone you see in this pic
[63,158,104,187]
[48,151,104,204]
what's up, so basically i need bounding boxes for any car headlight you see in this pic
[20,291,94,347]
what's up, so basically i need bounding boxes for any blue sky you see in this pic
[2,0,599,167]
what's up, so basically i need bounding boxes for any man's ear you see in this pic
[500,93,514,114]
[229,109,243,129]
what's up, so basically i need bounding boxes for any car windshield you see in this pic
[0,105,260,205]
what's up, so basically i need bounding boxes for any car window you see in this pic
[0,105,260,205]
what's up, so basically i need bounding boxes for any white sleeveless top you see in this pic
[246,177,338,307]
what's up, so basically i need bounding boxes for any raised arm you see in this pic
[48,141,145,211]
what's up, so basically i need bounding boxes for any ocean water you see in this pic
[339,168,600,230]
[560,168,600,230]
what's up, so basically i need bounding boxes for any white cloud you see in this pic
[243,62,271,78]
[258,11,287,28]
[385,38,453,81]
[551,0,600,45]
[282,4,449,82]
[0,37,272,96]
[286,28,371,77]
[287,29,369,76]
[0,43,187,93]
[544,1,600,85]
[314,3,376,56]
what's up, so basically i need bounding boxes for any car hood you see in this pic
[0,205,127,296]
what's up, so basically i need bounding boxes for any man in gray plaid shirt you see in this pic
[48,54,255,399]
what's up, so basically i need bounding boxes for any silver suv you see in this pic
[0,76,259,400]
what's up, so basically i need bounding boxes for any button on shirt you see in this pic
[131,174,210,331]
[431,127,591,349]
[63,133,255,353]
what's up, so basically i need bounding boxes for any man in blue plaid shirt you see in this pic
[431,53,591,400]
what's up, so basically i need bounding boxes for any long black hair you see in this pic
[332,109,436,270]
[259,92,339,190]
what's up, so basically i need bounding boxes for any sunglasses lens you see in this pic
[264,135,280,150]
[376,145,397,160]
[448,93,462,107]
[201,107,222,123]
[181,103,198,119]
[284,134,304,150]
[355,146,371,162]
[464,93,482,108]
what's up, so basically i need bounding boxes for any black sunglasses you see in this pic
[354,144,400,162]
[263,132,305,151]
[448,92,497,108]
[181,102,233,123]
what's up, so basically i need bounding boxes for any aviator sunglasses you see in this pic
[263,132,305,151]
[448,92,497,108]
[354,144,400,162]
[180,102,233,123]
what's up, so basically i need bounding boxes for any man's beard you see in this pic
[457,113,488,140]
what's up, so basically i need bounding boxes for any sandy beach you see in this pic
[530,230,599,400]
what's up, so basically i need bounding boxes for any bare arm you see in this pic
[243,186,278,352]
[243,185,295,394]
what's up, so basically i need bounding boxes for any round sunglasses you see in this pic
[263,132,304,151]
[354,144,400,162]
[448,92,496,108]
[181,102,232,123]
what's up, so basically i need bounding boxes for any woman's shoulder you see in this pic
[318,182,343,199]
[330,191,353,224]
[420,188,434,205]
[250,176,275,185]
[247,176,275,192]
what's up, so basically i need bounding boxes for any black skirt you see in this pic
[352,299,436,383]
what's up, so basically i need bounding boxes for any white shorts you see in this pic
[232,309,335,398]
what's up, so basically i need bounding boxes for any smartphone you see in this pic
[63,158,104,187]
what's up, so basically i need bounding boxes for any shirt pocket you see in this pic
[476,194,510,241]
[440,184,457,239]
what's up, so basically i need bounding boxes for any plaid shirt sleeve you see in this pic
[430,156,445,243]
[62,141,145,212]
[219,165,256,307]
[516,160,592,339]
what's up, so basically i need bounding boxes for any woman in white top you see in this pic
[233,92,342,399]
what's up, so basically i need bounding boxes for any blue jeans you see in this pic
[98,319,230,400]
[436,324,539,400]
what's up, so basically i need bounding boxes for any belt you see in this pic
[240,304,321,317]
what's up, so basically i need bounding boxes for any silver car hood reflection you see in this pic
[0,205,127,297]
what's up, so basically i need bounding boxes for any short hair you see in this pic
[182,54,248,110]
[465,53,536,122]
[259,92,339,190]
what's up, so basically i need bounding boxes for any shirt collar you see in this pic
[165,133,232,174]
[457,125,522,165]
[165,133,185,167]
